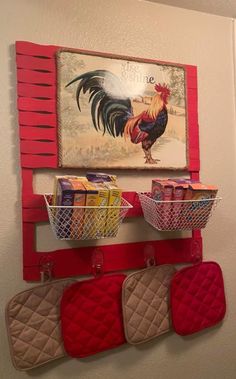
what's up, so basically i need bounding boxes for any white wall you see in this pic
[0,0,236,378]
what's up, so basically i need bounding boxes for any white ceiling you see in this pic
[147,0,236,18]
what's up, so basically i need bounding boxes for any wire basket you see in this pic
[44,194,133,240]
[138,192,221,231]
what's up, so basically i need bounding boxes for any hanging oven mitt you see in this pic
[60,274,126,358]
[5,278,75,371]
[170,261,226,335]
[122,265,176,345]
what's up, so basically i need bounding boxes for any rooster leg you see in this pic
[143,148,160,164]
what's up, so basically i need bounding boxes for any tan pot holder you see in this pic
[122,265,176,345]
[5,278,75,371]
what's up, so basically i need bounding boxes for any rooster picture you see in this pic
[66,70,170,164]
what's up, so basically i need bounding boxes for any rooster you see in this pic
[66,70,170,164]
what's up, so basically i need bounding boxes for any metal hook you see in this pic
[92,249,104,277]
[144,244,156,267]
[39,257,54,282]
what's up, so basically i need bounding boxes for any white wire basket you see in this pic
[138,192,221,231]
[44,194,133,240]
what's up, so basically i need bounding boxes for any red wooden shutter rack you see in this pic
[16,41,201,281]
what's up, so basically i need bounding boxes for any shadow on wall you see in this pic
[9,43,22,235]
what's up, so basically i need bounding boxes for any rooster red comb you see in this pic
[155,83,170,98]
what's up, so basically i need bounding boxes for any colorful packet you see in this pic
[68,179,86,239]
[93,183,109,237]
[86,172,117,183]
[105,182,122,237]
[184,183,218,228]
[82,182,99,239]
[56,178,74,238]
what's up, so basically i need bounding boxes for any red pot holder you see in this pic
[60,274,126,357]
[170,262,226,336]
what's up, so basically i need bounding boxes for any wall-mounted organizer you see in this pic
[9,40,226,372]
[16,41,210,281]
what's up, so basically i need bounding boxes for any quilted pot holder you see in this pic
[5,278,75,371]
[122,265,176,345]
[61,274,126,358]
[170,261,226,336]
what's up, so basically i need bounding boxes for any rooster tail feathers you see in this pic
[91,92,106,132]
[103,101,131,137]
[66,70,132,137]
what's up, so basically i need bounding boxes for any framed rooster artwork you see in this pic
[57,50,190,170]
